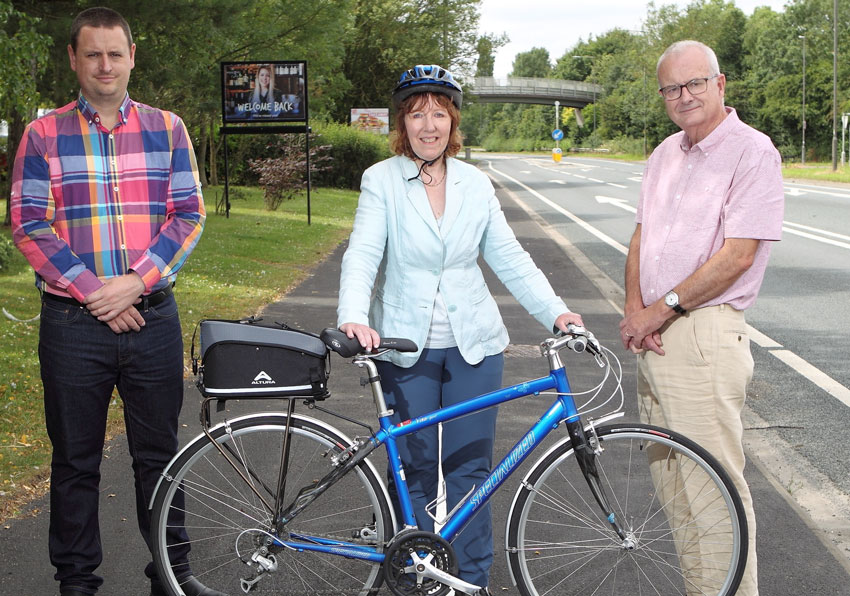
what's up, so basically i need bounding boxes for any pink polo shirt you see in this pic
[636,108,784,310]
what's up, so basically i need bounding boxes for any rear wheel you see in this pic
[150,413,393,595]
[507,423,747,596]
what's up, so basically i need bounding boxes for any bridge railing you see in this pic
[470,76,603,102]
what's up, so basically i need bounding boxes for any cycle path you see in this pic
[2,182,848,595]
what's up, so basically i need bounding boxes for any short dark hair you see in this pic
[70,7,133,52]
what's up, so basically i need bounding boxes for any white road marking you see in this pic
[783,221,850,241]
[782,226,850,250]
[785,184,850,199]
[488,163,627,254]
[595,195,636,213]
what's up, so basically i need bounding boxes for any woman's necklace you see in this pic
[422,166,447,187]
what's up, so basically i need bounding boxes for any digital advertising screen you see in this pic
[221,61,307,123]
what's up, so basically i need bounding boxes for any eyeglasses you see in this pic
[659,74,720,101]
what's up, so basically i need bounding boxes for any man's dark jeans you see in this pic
[39,294,189,593]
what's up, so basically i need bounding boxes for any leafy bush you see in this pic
[312,122,392,189]
[0,234,16,273]
[248,135,332,210]
[482,133,565,153]
[602,135,646,156]
[0,231,28,276]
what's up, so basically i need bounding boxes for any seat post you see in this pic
[353,357,393,419]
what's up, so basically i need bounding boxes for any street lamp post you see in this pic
[842,112,850,167]
[799,34,806,165]
[571,55,597,145]
[832,0,838,171]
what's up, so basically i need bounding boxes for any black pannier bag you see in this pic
[195,318,330,399]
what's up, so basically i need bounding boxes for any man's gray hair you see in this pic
[656,40,721,80]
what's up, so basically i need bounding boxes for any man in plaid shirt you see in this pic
[10,7,219,596]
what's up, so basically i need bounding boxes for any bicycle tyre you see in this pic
[150,413,393,596]
[506,422,747,596]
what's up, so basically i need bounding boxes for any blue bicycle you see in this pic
[150,324,747,595]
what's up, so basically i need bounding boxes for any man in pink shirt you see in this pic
[619,40,784,595]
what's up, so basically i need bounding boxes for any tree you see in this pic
[474,32,507,77]
[459,32,507,145]
[510,47,551,78]
[338,0,482,121]
[1,0,50,226]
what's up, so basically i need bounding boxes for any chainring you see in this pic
[382,530,458,596]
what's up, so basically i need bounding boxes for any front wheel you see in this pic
[150,413,393,595]
[506,423,747,596]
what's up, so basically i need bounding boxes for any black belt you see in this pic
[42,284,174,310]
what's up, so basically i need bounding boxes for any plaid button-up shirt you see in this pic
[11,93,205,302]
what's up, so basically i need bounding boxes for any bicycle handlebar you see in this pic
[322,324,603,362]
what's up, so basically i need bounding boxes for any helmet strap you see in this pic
[407,154,445,183]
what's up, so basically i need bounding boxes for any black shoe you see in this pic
[60,591,93,596]
[151,575,229,596]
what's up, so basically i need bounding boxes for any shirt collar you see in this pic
[679,106,738,153]
[76,92,133,126]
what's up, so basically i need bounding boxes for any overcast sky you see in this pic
[478,0,789,78]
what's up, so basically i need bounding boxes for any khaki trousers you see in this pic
[638,304,758,596]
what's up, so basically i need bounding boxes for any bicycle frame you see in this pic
[268,339,592,563]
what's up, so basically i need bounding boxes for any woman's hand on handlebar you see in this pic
[340,322,381,353]
[554,312,584,334]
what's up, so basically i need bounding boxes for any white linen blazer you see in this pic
[337,155,570,367]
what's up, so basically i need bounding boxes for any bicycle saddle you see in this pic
[320,327,418,358]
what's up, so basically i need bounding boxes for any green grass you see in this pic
[781,162,850,184]
[0,186,358,518]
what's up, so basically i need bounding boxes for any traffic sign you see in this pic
[552,129,564,141]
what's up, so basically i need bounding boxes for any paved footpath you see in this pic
[2,179,849,595]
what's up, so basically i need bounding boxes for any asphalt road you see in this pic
[2,157,849,595]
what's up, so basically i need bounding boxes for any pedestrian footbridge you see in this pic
[470,77,602,107]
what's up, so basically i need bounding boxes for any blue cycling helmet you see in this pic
[392,65,463,110]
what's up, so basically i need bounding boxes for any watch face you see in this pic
[665,292,677,306]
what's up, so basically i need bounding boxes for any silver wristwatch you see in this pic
[664,290,686,315]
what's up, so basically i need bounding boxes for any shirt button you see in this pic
[120,244,126,249]
[650,289,655,294]
[655,256,660,261]
[687,164,692,169]
[95,117,100,122]
[117,215,123,221]
[447,305,457,313]
[114,186,119,192]
[109,134,114,139]
[675,194,681,199]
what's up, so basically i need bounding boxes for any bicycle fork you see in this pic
[565,419,628,541]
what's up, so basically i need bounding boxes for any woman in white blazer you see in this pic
[337,65,583,596]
